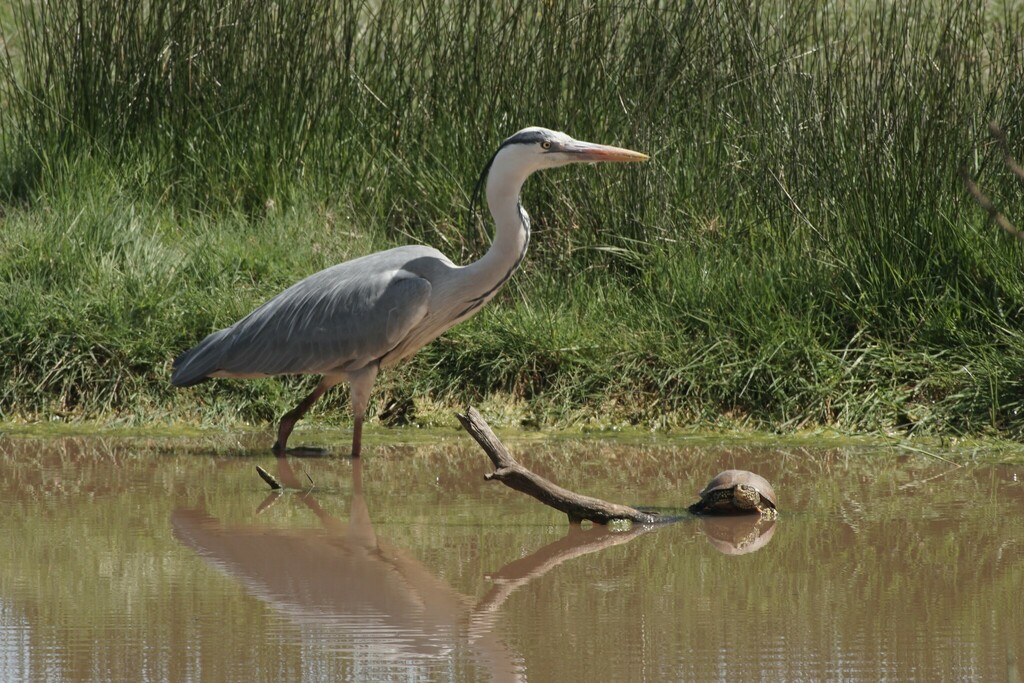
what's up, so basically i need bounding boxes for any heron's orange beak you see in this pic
[562,140,649,163]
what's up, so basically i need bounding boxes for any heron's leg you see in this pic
[347,364,380,459]
[351,416,364,459]
[273,376,340,454]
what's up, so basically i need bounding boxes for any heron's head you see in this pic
[468,126,648,229]
[495,126,649,173]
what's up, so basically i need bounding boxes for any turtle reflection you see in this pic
[698,515,777,555]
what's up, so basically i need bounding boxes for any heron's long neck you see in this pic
[461,164,531,302]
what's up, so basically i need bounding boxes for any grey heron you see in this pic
[171,127,648,456]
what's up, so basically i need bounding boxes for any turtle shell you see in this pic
[696,469,778,510]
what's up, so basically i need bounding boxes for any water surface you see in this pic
[1,431,1021,681]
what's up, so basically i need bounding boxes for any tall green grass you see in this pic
[2,0,1024,434]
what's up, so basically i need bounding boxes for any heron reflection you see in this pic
[172,457,665,681]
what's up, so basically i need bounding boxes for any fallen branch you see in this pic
[456,406,661,525]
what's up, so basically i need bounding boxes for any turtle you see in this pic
[688,470,778,519]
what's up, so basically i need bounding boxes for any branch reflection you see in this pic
[171,457,776,681]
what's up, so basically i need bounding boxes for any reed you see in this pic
[1,0,1023,434]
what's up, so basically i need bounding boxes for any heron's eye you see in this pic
[541,141,552,150]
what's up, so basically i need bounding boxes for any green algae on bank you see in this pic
[4,417,1024,465]
[2,1,1024,440]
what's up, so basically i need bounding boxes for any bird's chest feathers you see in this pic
[381,298,489,366]
[379,280,508,368]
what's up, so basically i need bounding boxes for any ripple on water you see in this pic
[0,435,1021,682]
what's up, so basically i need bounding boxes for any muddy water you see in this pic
[0,432,1021,682]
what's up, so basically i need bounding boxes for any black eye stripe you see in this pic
[499,130,549,149]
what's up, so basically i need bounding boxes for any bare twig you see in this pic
[989,122,1024,185]
[960,169,1024,242]
[896,443,963,468]
[961,123,1024,241]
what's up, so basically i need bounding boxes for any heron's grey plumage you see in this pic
[171,127,647,455]
[172,245,446,384]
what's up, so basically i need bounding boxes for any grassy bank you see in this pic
[2,0,1024,436]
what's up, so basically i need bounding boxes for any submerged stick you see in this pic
[256,465,283,490]
[456,407,660,525]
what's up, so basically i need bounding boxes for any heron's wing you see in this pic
[217,267,433,376]
[170,246,449,385]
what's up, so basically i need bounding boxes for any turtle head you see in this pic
[733,484,761,510]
